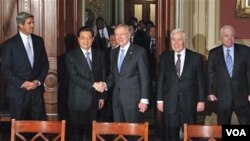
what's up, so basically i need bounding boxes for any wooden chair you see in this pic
[92,120,149,141]
[183,123,222,141]
[10,119,66,141]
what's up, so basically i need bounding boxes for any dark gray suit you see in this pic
[207,43,250,124]
[107,44,150,123]
[66,46,106,141]
[157,49,206,141]
[1,33,49,120]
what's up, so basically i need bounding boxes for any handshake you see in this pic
[93,81,107,93]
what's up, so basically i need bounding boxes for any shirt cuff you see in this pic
[37,80,41,86]
[140,99,149,104]
[157,101,163,103]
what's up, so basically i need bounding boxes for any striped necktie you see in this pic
[225,49,233,77]
[85,52,92,70]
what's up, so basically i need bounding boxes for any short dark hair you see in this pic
[77,26,94,37]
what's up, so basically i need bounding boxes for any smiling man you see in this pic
[157,28,206,141]
[105,24,150,124]
[66,26,106,141]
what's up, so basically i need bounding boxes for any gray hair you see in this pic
[171,28,187,41]
[220,25,235,37]
[16,12,34,25]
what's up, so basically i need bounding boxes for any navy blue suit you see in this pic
[207,44,250,124]
[1,33,49,120]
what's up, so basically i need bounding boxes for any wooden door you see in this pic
[125,0,156,24]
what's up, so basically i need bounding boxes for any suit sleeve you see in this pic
[207,50,216,95]
[247,47,250,94]
[66,52,93,90]
[106,50,114,89]
[1,43,24,88]
[196,55,206,102]
[100,52,107,100]
[36,39,49,84]
[157,54,165,101]
[138,48,150,99]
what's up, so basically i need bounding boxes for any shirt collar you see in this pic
[120,42,130,53]
[175,48,186,57]
[223,45,234,52]
[80,47,92,55]
[19,31,31,39]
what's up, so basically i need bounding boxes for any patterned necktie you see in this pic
[118,49,125,72]
[85,52,92,70]
[226,49,233,77]
[26,36,34,67]
[176,54,181,77]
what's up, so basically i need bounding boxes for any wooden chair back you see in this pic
[92,120,149,141]
[183,123,222,141]
[10,119,66,141]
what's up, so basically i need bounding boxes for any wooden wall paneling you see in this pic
[43,0,58,120]
[1,0,17,43]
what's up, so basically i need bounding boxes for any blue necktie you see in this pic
[85,52,92,70]
[26,36,34,67]
[118,49,125,72]
[226,49,233,77]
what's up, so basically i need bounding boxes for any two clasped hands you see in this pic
[22,80,40,90]
[92,81,148,113]
[92,81,107,93]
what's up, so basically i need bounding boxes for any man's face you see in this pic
[115,26,130,47]
[220,28,235,47]
[149,27,156,38]
[109,34,118,48]
[78,31,94,50]
[171,32,186,53]
[19,17,34,35]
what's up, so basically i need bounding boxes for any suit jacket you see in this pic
[66,46,106,111]
[94,26,112,51]
[157,49,206,116]
[107,44,150,109]
[143,37,156,81]
[1,33,49,98]
[207,43,250,110]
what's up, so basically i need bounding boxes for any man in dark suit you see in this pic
[104,24,150,123]
[1,12,49,120]
[66,26,106,141]
[94,16,112,51]
[157,29,206,141]
[207,25,250,125]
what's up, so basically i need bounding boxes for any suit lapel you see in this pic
[218,46,231,77]
[180,49,191,78]
[17,34,32,68]
[232,44,240,77]
[113,47,120,73]
[170,52,178,78]
[30,35,38,68]
[119,44,134,73]
[92,48,98,74]
[77,47,91,72]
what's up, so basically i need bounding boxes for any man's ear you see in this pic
[18,23,23,28]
